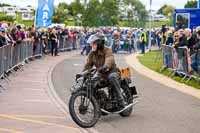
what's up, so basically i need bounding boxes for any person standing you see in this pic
[166,30,174,46]
[69,29,74,50]
[31,28,40,56]
[191,30,200,75]
[156,31,162,48]
[139,29,147,54]
[80,32,87,55]
[184,28,196,55]
[40,29,48,54]
[50,29,58,56]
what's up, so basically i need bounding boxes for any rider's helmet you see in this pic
[87,33,105,51]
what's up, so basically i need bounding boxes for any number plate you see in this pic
[120,67,131,79]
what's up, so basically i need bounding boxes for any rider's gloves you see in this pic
[98,66,110,74]
[76,73,82,80]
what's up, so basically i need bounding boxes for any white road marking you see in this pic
[22,88,44,91]
[24,100,51,103]
[73,64,82,66]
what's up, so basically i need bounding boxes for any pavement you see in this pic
[0,51,88,133]
[52,54,200,133]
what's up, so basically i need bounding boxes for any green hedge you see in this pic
[0,13,14,22]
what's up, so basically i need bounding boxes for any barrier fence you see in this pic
[161,44,200,83]
[0,41,37,79]
[0,37,80,83]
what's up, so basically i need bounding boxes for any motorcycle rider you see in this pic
[83,33,127,108]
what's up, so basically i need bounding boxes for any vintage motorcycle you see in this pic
[68,68,138,128]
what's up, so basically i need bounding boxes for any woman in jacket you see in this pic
[50,29,58,56]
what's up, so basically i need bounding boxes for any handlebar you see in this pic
[76,68,97,81]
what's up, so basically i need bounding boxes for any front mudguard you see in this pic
[70,82,87,94]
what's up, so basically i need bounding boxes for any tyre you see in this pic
[68,91,100,128]
[119,107,133,117]
[119,83,134,117]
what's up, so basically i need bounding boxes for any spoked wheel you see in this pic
[69,91,100,128]
[119,84,133,117]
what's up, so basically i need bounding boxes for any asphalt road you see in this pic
[52,54,200,133]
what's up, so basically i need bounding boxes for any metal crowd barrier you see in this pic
[62,36,73,51]
[32,41,42,58]
[197,50,200,76]
[45,36,75,53]
[0,38,79,91]
[161,44,199,83]
[0,47,3,78]
[0,37,79,79]
[0,41,40,79]
[58,37,64,51]
[3,45,11,73]
[161,45,174,70]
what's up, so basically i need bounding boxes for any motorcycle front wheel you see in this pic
[69,91,100,128]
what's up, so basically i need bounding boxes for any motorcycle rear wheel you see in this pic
[119,83,134,117]
[119,107,133,117]
[69,91,100,128]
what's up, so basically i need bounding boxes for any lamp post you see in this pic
[149,0,152,51]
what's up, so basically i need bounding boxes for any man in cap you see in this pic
[83,34,127,108]
[177,29,187,47]
[184,28,196,55]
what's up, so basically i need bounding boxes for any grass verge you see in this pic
[137,50,200,89]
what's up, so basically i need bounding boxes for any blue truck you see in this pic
[174,9,200,30]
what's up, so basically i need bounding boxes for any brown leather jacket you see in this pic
[83,47,119,75]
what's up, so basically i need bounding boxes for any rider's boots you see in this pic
[108,73,127,108]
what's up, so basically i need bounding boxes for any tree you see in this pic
[157,5,168,14]
[51,0,148,27]
[52,3,69,24]
[162,5,174,16]
[99,0,119,26]
[0,3,11,7]
[82,0,102,27]
[157,5,174,26]
[70,0,84,16]
[121,0,148,27]
[156,5,174,17]
[81,0,120,27]
[184,0,197,8]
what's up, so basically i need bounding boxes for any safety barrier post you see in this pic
[2,45,11,81]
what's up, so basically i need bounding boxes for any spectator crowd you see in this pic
[0,22,200,78]
[160,26,200,77]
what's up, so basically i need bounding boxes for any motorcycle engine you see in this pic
[96,89,118,112]
[96,90,108,109]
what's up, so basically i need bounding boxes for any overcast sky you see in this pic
[0,0,188,10]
